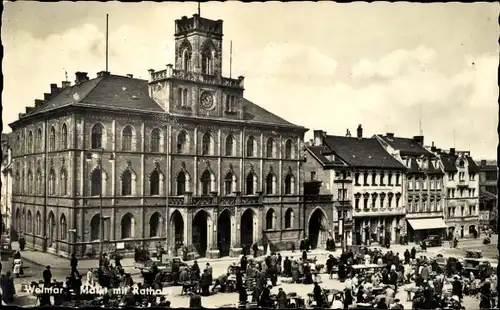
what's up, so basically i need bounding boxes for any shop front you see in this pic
[407,217,447,243]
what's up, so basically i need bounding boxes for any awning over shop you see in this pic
[407,218,447,230]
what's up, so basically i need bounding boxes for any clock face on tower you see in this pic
[200,91,215,110]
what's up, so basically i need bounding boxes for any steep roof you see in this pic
[440,153,480,174]
[27,75,163,116]
[306,145,349,168]
[378,135,434,157]
[323,135,406,170]
[16,74,303,130]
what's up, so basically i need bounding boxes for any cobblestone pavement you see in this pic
[8,237,495,308]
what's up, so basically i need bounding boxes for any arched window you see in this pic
[15,172,20,194]
[200,170,212,196]
[37,128,43,151]
[224,172,236,196]
[246,136,255,157]
[150,170,161,195]
[150,212,162,237]
[121,170,132,196]
[21,170,25,194]
[284,208,294,229]
[285,139,293,159]
[151,128,161,152]
[201,47,213,75]
[49,169,56,196]
[225,135,234,156]
[183,89,188,106]
[177,131,188,153]
[27,170,33,194]
[36,169,43,195]
[121,213,135,239]
[90,215,100,241]
[285,174,295,195]
[35,211,42,236]
[246,173,257,195]
[122,125,133,151]
[266,209,275,230]
[28,131,33,153]
[60,169,68,196]
[91,169,102,196]
[182,49,192,71]
[48,212,55,243]
[27,211,32,233]
[60,214,67,240]
[21,209,25,231]
[266,173,276,195]
[49,126,56,151]
[91,124,103,149]
[202,133,212,155]
[177,171,186,195]
[266,138,275,158]
[61,123,68,150]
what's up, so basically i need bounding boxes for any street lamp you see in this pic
[86,148,112,265]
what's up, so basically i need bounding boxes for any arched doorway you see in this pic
[47,211,55,248]
[192,210,209,257]
[308,208,328,250]
[15,208,20,232]
[469,225,476,237]
[241,209,255,254]
[170,210,184,251]
[217,209,232,257]
[460,225,464,239]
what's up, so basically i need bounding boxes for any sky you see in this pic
[2,2,499,159]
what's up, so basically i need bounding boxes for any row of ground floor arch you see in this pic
[12,204,337,258]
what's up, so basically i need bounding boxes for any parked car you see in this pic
[422,235,442,247]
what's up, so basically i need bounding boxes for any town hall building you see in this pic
[9,13,308,258]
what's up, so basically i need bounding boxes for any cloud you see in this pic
[239,42,338,85]
[243,46,497,159]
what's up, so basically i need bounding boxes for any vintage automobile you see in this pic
[1,234,13,261]
[422,235,442,247]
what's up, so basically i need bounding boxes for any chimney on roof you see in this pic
[481,159,487,166]
[386,133,394,138]
[97,71,110,78]
[413,135,424,146]
[50,83,60,94]
[75,72,88,84]
[44,93,51,101]
[450,148,456,156]
[61,81,71,88]
[126,74,133,78]
[346,129,351,137]
[357,124,363,139]
[313,130,325,146]
[34,99,44,108]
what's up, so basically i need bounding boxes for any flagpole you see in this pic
[106,14,109,72]
[230,41,233,79]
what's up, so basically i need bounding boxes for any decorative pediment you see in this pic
[379,192,386,199]
[354,193,362,199]
[363,193,370,199]
[395,192,402,199]
[371,193,378,199]
[387,192,394,198]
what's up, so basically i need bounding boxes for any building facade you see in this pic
[435,148,480,238]
[9,13,307,259]
[312,126,407,246]
[303,140,354,250]
[1,134,13,232]
[375,134,446,242]
[477,160,497,232]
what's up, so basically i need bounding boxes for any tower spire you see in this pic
[198,1,201,16]
[419,103,423,136]
[106,14,109,72]
[230,41,233,78]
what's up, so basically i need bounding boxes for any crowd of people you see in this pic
[1,237,498,309]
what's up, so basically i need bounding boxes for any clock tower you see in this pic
[174,14,223,76]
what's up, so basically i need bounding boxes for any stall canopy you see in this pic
[407,218,447,230]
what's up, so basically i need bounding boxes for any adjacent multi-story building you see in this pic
[375,134,446,242]
[304,136,354,250]
[9,12,307,259]
[311,126,406,246]
[434,148,480,238]
[477,160,497,232]
[1,133,13,232]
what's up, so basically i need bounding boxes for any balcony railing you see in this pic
[150,68,244,89]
